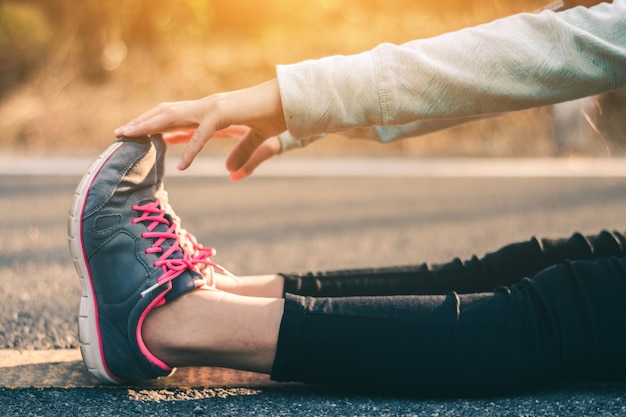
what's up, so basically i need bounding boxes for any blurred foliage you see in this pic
[0,0,622,156]
[0,2,51,93]
[0,0,551,94]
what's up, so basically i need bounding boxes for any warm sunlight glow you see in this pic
[0,0,623,156]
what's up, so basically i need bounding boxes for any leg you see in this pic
[146,255,626,396]
[216,231,626,298]
[143,288,283,374]
[216,274,285,299]
[271,256,626,396]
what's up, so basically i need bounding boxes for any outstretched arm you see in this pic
[278,1,625,139]
[116,1,625,178]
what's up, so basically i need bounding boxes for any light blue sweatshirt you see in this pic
[276,0,625,147]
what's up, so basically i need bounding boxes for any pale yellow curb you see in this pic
[0,349,287,389]
[0,349,82,367]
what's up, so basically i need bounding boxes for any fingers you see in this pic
[177,119,217,170]
[212,125,250,139]
[114,101,199,137]
[225,129,274,173]
[163,128,196,144]
[163,126,249,144]
[229,137,282,182]
[114,106,165,136]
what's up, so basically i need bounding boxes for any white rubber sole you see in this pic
[67,141,124,385]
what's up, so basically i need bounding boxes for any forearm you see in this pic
[277,1,626,139]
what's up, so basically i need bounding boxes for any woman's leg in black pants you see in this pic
[271,255,626,396]
[281,230,626,297]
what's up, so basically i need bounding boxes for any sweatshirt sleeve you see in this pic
[276,0,626,139]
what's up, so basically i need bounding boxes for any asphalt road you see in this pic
[2,170,626,416]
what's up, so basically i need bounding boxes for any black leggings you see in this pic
[271,231,626,396]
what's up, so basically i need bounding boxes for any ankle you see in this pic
[215,274,285,298]
[141,289,213,367]
[141,289,283,374]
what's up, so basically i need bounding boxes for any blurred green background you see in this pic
[0,0,623,158]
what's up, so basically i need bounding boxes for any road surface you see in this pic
[2,162,626,415]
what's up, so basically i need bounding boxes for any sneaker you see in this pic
[68,135,219,383]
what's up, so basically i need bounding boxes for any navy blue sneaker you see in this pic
[68,136,219,384]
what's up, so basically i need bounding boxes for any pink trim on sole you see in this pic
[70,141,125,384]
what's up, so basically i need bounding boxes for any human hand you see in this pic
[228,131,324,181]
[114,79,287,172]
[160,125,284,182]
[155,125,324,181]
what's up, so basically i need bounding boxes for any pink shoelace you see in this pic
[131,200,233,297]
[175,218,237,286]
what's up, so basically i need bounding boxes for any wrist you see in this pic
[223,79,285,132]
